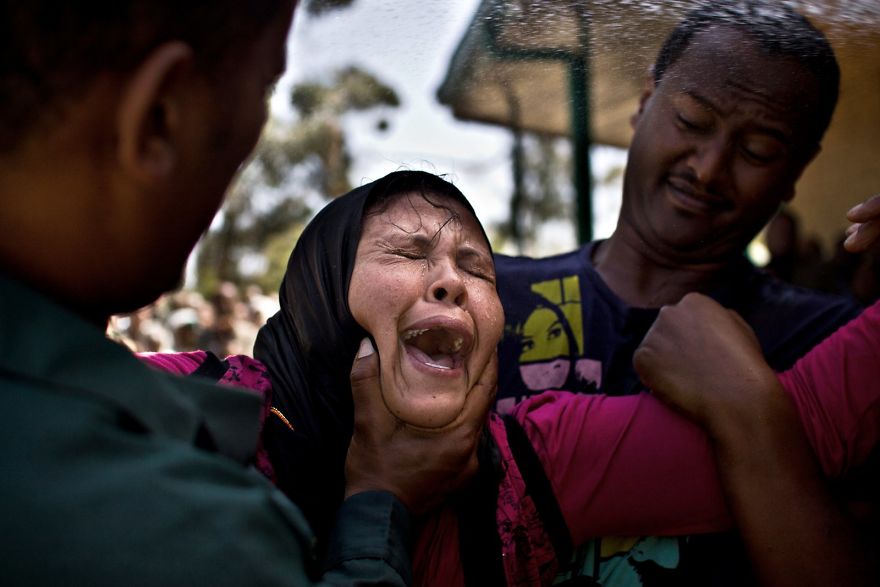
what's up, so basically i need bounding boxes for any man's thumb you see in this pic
[350,337,379,387]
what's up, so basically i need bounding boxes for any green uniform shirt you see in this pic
[0,274,412,586]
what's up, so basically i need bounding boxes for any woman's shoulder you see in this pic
[221,354,272,394]
[138,350,209,376]
[139,350,276,482]
[138,351,271,393]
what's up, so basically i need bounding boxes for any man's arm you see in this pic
[634,293,874,586]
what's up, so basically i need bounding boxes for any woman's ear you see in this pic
[116,41,194,184]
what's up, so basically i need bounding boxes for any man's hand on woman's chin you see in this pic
[344,338,497,515]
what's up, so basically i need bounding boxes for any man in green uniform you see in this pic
[0,1,489,584]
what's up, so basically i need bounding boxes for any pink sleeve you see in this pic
[138,351,207,376]
[511,301,880,543]
[778,300,880,478]
[138,351,276,481]
[511,391,732,543]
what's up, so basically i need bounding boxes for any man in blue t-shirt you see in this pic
[495,2,866,585]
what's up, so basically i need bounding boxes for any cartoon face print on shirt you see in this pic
[515,275,601,392]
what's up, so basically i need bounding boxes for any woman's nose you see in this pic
[430,261,467,307]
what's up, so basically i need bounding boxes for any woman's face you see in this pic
[348,191,504,428]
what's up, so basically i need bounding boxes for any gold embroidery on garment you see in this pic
[270,407,294,430]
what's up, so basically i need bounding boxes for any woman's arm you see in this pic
[778,300,880,477]
[510,300,879,576]
[511,389,732,542]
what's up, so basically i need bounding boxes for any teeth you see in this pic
[402,330,465,355]
[425,362,452,370]
[403,328,428,340]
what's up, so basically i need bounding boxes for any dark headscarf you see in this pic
[254,170,486,540]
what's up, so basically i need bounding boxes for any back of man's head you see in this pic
[653,0,839,147]
[0,0,292,321]
[0,0,283,154]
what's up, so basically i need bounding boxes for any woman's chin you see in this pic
[382,392,466,429]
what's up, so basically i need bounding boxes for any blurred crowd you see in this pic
[110,282,280,356]
[765,208,880,306]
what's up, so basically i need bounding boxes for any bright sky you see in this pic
[272,0,626,255]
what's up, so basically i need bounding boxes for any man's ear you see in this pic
[630,68,656,129]
[116,42,195,183]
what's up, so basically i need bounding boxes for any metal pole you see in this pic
[570,5,593,244]
[569,56,592,244]
[483,0,594,244]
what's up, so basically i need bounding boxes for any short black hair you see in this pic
[0,0,286,152]
[653,0,839,146]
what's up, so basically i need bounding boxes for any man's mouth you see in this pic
[666,177,729,214]
[401,325,471,371]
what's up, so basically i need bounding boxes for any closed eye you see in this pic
[677,113,707,132]
[394,249,426,260]
[465,266,495,282]
[378,239,429,261]
[740,135,787,166]
[741,148,775,165]
[458,250,496,283]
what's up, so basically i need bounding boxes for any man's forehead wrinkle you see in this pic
[730,71,818,135]
[681,89,719,113]
[673,65,806,139]
[720,78,795,119]
[678,84,777,120]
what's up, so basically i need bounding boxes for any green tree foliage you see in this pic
[263,66,400,197]
[498,133,625,255]
[195,65,400,295]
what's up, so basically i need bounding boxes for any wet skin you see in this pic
[619,25,822,267]
[348,192,504,429]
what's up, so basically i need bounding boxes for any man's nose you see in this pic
[688,136,729,186]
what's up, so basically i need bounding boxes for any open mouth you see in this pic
[402,326,470,371]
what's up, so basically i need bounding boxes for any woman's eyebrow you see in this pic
[380,231,433,250]
[390,232,432,245]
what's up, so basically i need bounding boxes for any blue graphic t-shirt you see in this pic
[494,241,862,586]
